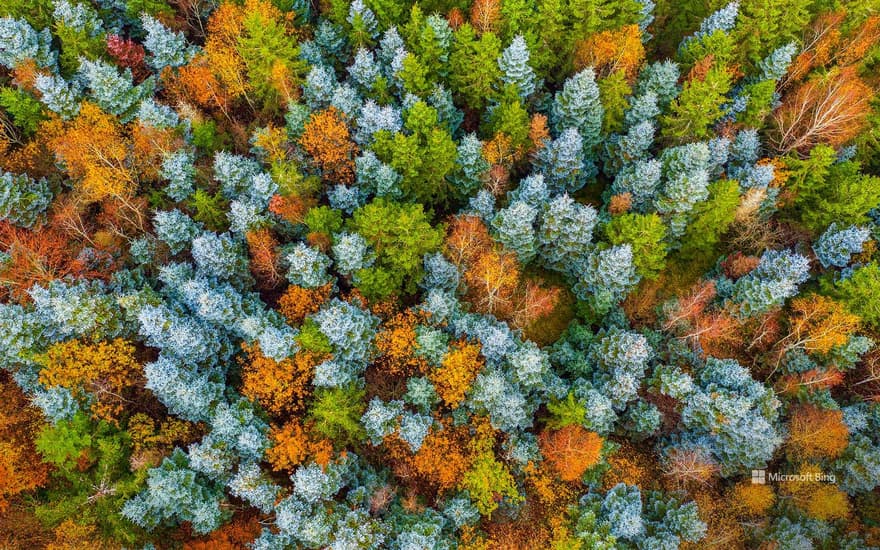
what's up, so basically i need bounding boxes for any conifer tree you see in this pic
[498,34,537,98]
[0,169,52,228]
[551,68,604,148]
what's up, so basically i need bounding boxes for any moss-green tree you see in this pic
[449,24,502,111]
[372,101,457,205]
[348,198,445,299]
[678,178,740,264]
[786,145,880,233]
[605,212,668,279]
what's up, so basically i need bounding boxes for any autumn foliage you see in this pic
[574,25,645,79]
[106,35,147,79]
[538,425,603,482]
[239,343,322,417]
[728,481,776,517]
[37,338,142,424]
[0,375,49,513]
[266,420,333,472]
[469,0,500,34]
[299,107,357,184]
[396,423,473,492]
[783,294,861,355]
[781,464,851,521]
[246,228,283,288]
[787,404,849,460]
[45,103,138,202]
[183,515,262,550]
[373,310,430,377]
[429,340,485,408]
[446,215,562,329]
[772,67,873,155]
[3,0,880,546]
[278,283,333,325]
[0,223,77,304]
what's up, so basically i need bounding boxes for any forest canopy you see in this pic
[2,0,880,548]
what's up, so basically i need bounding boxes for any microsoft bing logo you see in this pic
[750,469,836,484]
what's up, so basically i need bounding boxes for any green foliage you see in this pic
[237,8,307,113]
[449,24,502,111]
[661,63,732,142]
[652,0,714,56]
[399,53,434,97]
[732,0,813,68]
[531,0,569,79]
[308,385,367,447]
[545,392,588,429]
[297,317,334,353]
[736,79,777,127]
[0,87,46,136]
[348,198,444,299]
[304,205,344,235]
[677,29,736,67]
[187,189,230,232]
[191,119,230,156]
[604,213,667,279]
[3,1,880,547]
[486,85,531,151]
[366,0,406,28]
[54,20,105,76]
[460,450,523,516]
[0,0,53,29]
[125,0,173,19]
[35,412,94,469]
[500,0,535,42]
[678,178,740,263]
[567,0,645,39]
[402,6,447,79]
[786,145,880,233]
[274,164,320,198]
[35,413,147,545]
[824,262,880,328]
[372,101,457,205]
[597,71,632,134]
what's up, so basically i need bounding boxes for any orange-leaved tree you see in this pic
[772,67,873,155]
[0,222,76,304]
[239,343,323,418]
[429,340,485,408]
[469,0,500,34]
[574,25,645,80]
[45,103,138,203]
[462,248,520,320]
[299,107,358,184]
[787,404,849,460]
[444,214,495,269]
[266,420,334,472]
[538,425,603,482]
[246,228,283,289]
[401,422,473,492]
[0,374,50,513]
[183,514,262,550]
[373,310,430,377]
[37,338,142,424]
[278,282,333,325]
[782,294,861,355]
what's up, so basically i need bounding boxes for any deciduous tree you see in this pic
[239,343,322,418]
[430,340,484,408]
[45,103,137,202]
[299,107,357,184]
[37,338,142,424]
[772,67,873,155]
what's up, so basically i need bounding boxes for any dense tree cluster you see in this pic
[2,0,880,547]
